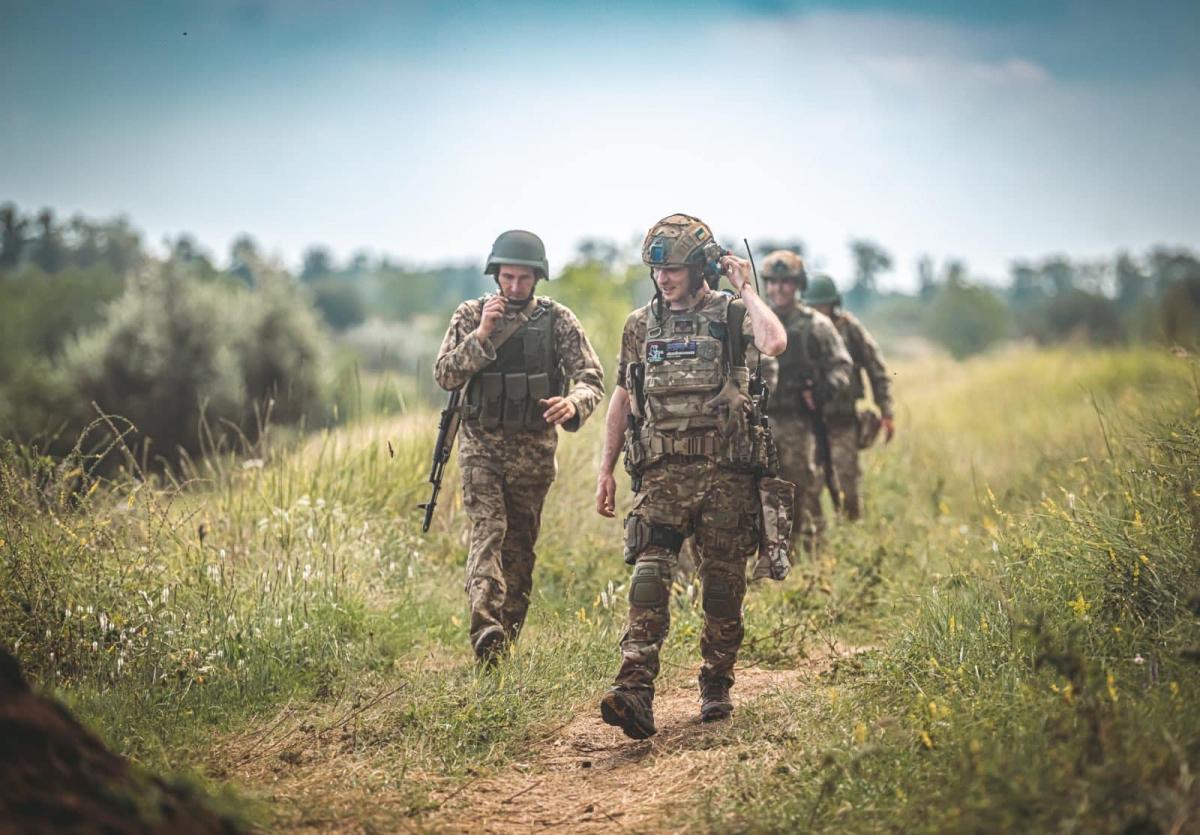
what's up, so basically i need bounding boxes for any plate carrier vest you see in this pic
[463,298,563,432]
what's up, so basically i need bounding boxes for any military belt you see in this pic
[647,432,722,457]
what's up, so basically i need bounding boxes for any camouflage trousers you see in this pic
[461,464,553,656]
[827,416,863,521]
[773,413,825,557]
[614,457,760,695]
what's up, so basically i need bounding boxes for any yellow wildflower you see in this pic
[1069,594,1090,618]
[919,730,934,750]
[1106,672,1119,703]
[853,722,868,745]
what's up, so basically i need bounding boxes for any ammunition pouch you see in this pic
[753,476,795,581]
[465,370,562,432]
[624,515,685,565]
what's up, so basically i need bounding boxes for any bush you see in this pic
[923,282,1010,358]
[60,264,328,465]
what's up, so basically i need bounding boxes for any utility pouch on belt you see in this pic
[503,373,527,430]
[623,515,685,565]
[753,476,795,581]
[479,373,504,429]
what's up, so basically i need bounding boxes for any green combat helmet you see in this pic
[641,213,716,268]
[485,230,550,279]
[760,250,808,292]
[805,274,841,306]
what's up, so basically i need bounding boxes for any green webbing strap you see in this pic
[487,297,533,352]
[726,299,748,369]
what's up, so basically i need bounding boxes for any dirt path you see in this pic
[430,649,854,834]
[209,648,855,833]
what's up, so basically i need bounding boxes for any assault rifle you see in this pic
[419,388,462,532]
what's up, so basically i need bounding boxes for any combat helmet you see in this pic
[641,214,717,269]
[485,230,550,280]
[760,250,808,291]
[804,274,841,306]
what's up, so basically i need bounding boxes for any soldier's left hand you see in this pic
[719,255,754,295]
[882,416,896,443]
[539,396,577,426]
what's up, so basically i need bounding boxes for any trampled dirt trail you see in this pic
[210,647,858,833]
[429,648,857,834]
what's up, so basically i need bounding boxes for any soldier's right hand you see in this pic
[596,472,617,518]
[475,295,508,341]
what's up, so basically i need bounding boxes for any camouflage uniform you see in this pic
[825,311,893,520]
[769,303,852,553]
[613,292,760,697]
[434,296,603,656]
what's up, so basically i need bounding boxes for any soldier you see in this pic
[760,252,852,557]
[435,230,605,664]
[594,213,787,738]
[805,274,895,520]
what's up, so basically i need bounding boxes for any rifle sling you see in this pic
[487,299,534,353]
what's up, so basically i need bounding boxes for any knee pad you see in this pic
[629,561,668,609]
[702,574,740,619]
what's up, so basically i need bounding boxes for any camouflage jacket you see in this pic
[434,295,605,478]
[829,311,893,418]
[769,303,853,418]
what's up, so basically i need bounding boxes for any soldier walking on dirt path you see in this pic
[434,230,605,665]
[594,214,787,739]
[761,252,853,557]
[806,274,895,521]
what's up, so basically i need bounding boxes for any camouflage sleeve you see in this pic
[615,309,643,390]
[813,315,853,398]
[553,303,605,433]
[433,300,495,391]
[852,319,893,416]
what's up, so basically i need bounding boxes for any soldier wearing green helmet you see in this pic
[594,213,788,739]
[761,253,853,557]
[804,274,896,521]
[435,230,604,664]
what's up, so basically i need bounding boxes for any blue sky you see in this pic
[3,0,1198,288]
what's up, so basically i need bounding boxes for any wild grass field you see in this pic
[2,345,1198,833]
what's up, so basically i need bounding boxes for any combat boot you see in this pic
[474,627,507,669]
[599,687,656,740]
[699,676,733,722]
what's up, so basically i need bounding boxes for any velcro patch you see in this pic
[665,340,699,360]
[672,317,696,335]
[647,341,667,364]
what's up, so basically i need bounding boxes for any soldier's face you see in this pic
[496,265,538,301]
[652,265,696,307]
[766,278,796,308]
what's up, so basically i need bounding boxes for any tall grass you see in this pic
[1,346,1196,831]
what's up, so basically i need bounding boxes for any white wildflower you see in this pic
[242,458,264,470]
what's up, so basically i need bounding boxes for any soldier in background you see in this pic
[595,214,787,738]
[760,252,852,556]
[805,274,895,520]
[435,230,605,664]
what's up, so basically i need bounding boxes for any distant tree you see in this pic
[301,246,335,282]
[846,239,892,309]
[923,280,1009,359]
[309,277,366,331]
[31,209,67,273]
[916,255,937,300]
[99,217,142,275]
[67,215,101,269]
[228,234,260,285]
[1043,289,1123,344]
[1041,256,1075,296]
[1,203,28,271]
[575,238,621,269]
[1115,252,1150,309]
[943,259,967,288]
[1160,275,1200,347]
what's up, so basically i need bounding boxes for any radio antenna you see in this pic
[743,238,761,296]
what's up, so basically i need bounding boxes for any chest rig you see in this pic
[773,305,818,415]
[463,298,563,432]
[631,295,752,463]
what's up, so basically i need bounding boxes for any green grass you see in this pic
[2,345,1198,832]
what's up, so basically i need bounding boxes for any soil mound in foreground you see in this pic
[0,647,242,835]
